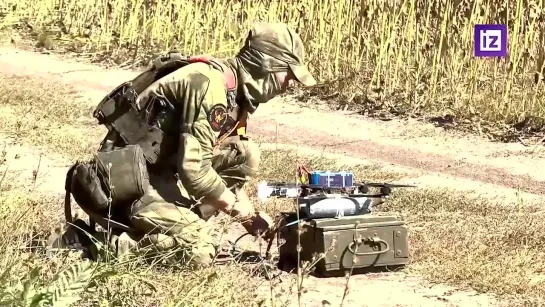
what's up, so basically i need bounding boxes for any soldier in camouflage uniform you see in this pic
[66,22,317,265]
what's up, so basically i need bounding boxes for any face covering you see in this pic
[240,70,284,111]
[227,43,291,114]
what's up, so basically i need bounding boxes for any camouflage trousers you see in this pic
[100,135,261,265]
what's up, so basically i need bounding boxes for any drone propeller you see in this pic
[263,181,416,191]
[354,182,416,194]
[257,181,417,202]
[356,182,417,188]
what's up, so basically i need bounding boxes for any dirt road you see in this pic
[2,47,544,205]
[0,46,539,306]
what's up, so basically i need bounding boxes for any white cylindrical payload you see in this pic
[298,194,372,218]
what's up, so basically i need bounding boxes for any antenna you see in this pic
[275,122,278,170]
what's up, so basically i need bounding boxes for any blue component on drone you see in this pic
[309,171,354,188]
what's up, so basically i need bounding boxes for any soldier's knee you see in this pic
[242,138,260,172]
[213,136,261,180]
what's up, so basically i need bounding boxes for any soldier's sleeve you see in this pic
[176,71,227,200]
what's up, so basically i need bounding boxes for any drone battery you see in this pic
[278,214,409,276]
[310,171,354,188]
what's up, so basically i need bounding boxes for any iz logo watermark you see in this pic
[474,24,507,57]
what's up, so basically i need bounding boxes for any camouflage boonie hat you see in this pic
[245,23,317,87]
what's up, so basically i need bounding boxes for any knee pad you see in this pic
[241,138,261,173]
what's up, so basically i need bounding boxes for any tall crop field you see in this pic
[2,0,545,124]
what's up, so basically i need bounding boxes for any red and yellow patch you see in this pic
[207,104,228,132]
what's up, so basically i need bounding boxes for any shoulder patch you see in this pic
[207,104,228,132]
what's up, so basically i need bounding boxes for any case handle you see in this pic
[348,236,390,256]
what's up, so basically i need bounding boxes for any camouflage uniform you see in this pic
[82,22,317,265]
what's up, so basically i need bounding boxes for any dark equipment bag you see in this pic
[64,145,150,232]
[277,214,409,276]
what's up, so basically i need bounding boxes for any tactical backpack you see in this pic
[94,52,237,166]
[64,51,238,231]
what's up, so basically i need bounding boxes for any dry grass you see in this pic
[3,0,545,127]
[0,74,103,161]
[381,189,545,306]
[3,73,545,305]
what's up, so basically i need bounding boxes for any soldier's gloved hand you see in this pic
[241,211,274,238]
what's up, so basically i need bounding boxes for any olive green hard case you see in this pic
[277,214,409,275]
